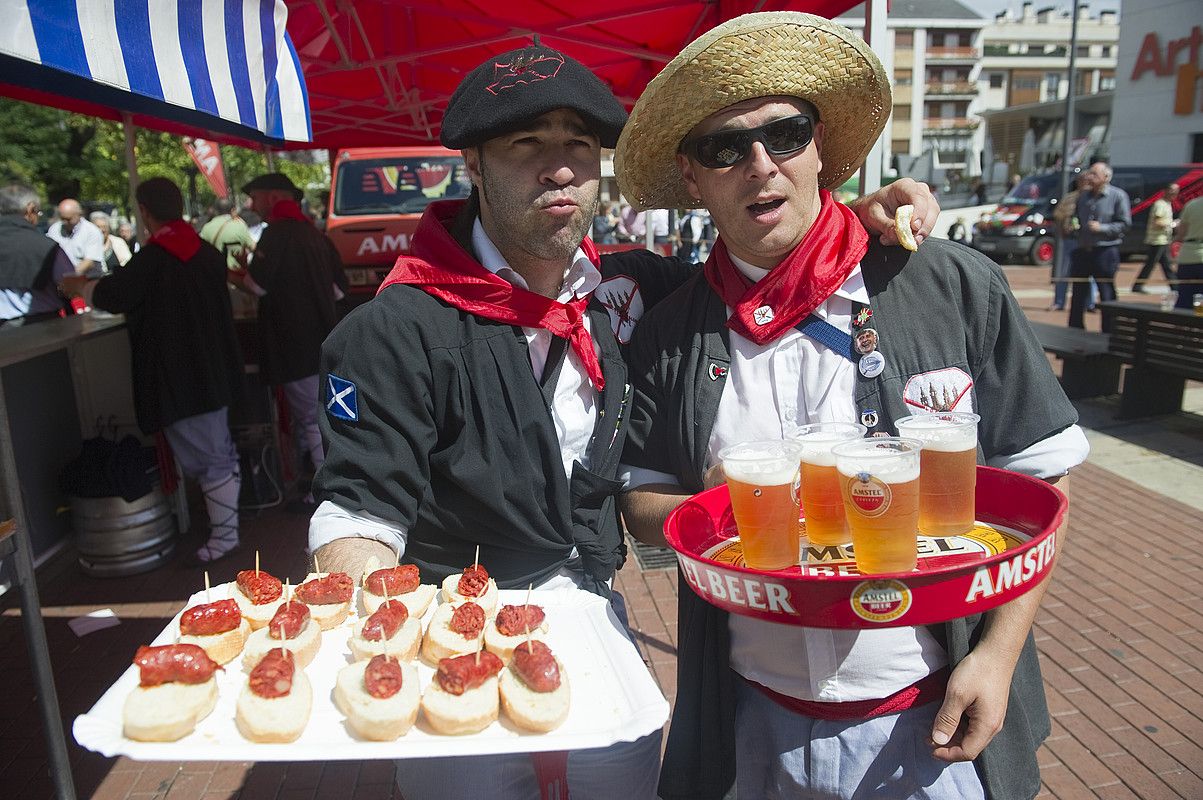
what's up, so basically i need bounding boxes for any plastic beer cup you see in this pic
[895,412,980,536]
[718,440,806,570]
[831,437,922,574]
[792,422,867,547]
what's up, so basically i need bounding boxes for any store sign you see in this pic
[1130,26,1203,115]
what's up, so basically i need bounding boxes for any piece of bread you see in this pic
[229,582,286,631]
[241,619,322,671]
[483,619,549,664]
[420,674,499,735]
[122,678,218,742]
[299,573,353,631]
[333,659,420,741]
[179,618,251,666]
[348,615,422,663]
[361,583,436,617]
[499,660,570,733]
[235,670,313,743]
[420,603,485,665]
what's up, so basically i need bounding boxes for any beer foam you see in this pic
[722,457,799,486]
[895,418,977,452]
[797,432,852,467]
[837,459,919,483]
[834,441,920,483]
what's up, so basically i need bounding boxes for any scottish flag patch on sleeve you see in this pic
[326,374,359,422]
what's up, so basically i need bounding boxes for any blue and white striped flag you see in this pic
[0,0,311,144]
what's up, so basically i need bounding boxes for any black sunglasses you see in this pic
[682,114,815,169]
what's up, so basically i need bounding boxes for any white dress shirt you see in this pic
[625,256,1089,702]
[47,218,105,268]
[309,218,603,591]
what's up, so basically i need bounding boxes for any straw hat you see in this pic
[615,12,892,211]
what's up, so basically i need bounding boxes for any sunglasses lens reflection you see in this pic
[691,114,814,169]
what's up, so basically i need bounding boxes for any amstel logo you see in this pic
[851,579,912,623]
[847,473,891,517]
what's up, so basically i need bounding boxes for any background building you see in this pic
[1108,0,1203,165]
[844,1,1120,187]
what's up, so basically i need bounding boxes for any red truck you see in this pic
[325,146,472,302]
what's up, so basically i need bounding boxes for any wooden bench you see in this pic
[1029,321,1121,399]
[1101,302,1203,418]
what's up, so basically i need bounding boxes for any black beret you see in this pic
[242,172,302,200]
[440,44,628,149]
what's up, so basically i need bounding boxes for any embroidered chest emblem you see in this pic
[596,275,644,344]
[903,367,974,413]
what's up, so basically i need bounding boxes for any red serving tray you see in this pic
[663,466,1067,628]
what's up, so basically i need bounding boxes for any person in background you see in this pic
[232,173,346,501]
[60,178,244,563]
[90,211,132,271]
[946,216,969,245]
[117,220,139,254]
[1172,194,1203,310]
[47,198,105,277]
[200,197,255,271]
[1050,175,1082,312]
[1068,162,1130,331]
[614,12,1088,800]
[0,183,73,322]
[591,201,619,244]
[1131,182,1178,293]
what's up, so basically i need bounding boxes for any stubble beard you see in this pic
[479,158,598,264]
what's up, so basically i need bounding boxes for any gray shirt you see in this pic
[1075,183,1131,248]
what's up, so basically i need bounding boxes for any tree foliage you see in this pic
[0,97,328,218]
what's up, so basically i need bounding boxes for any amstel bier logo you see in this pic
[847,472,891,517]
[851,579,912,623]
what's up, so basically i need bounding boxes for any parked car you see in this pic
[972,164,1203,265]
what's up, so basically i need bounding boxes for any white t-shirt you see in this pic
[47,218,105,268]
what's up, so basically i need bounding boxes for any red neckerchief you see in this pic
[378,200,605,390]
[703,189,868,345]
[267,199,311,224]
[148,219,202,262]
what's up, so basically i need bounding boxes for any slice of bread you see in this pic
[229,583,286,631]
[179,618,251,666]
[420,603,485,665]
[420,674,499,735]
[499,660,570,733]
[235,670,313,743]
[361,583,436,617]
[348,616,422,663]
[241,619,322,671]
[439,574,498,615]
[299,572,352,631]
[123,678,218,742]
[483,620,549,664]
[333,659,420,741]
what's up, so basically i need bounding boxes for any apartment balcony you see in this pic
[925,80,978,98]
[926,46,979,62]
[921,117,981,134]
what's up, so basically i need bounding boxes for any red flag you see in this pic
[183,138,229,198]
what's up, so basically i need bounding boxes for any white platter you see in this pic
[73,586,669,761]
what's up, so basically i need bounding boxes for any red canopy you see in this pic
[286,0,864,149]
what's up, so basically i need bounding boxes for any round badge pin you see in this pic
[860,409,880,428]
[859,351,886,378]
[854,329,879,356]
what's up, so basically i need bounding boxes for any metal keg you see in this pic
[71,489,176,577]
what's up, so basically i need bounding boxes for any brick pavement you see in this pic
[2,258,1201,799]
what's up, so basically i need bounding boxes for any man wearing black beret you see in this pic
[308,41,939,799]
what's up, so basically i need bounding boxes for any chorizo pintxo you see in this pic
[499,640,571,732]
[334,654,421,741]
[123,644,220,742]
[236,648,312,743]
[178,598,251,665]
[421,651,504,735]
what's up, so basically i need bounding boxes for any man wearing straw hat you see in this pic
[307,33,938,799]
[617,12,1089,800]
